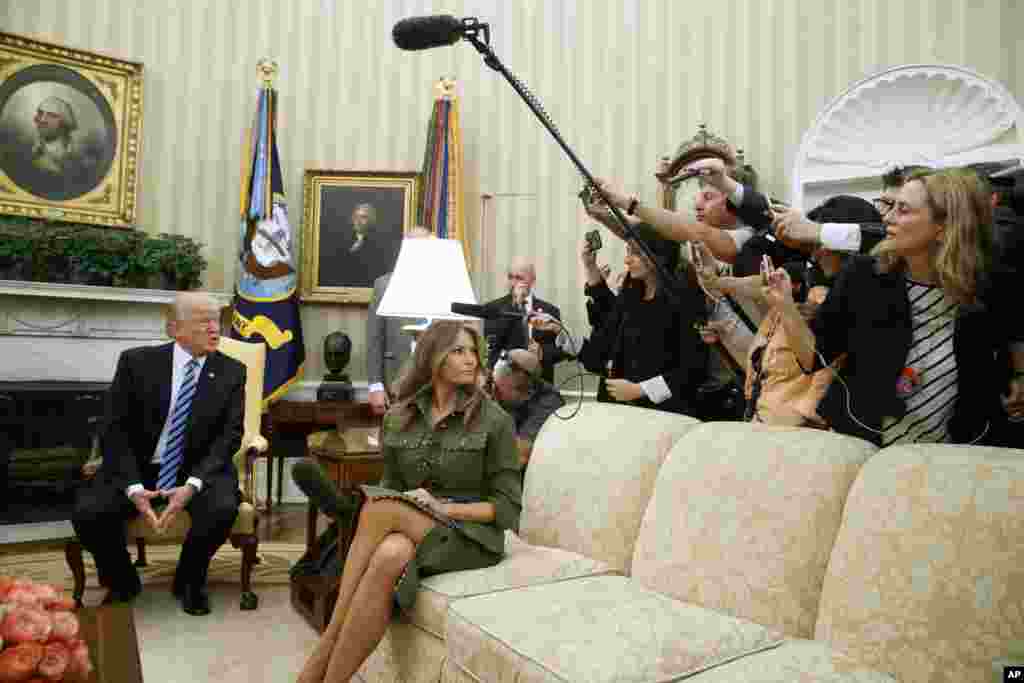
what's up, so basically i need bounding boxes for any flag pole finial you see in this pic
[435,77,457,100]
[257,58,279,87]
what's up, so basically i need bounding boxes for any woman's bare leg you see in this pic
[296,501,435,683]
[320,533,415,681]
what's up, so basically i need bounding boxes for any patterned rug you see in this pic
[0,542,306,589]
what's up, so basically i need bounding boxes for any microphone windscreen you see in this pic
[392,15,462,51]
[291,461,359,520]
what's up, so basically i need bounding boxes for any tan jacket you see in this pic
[744,309,842,427]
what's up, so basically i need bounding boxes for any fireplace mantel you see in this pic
[0,280,233,382]
[0,280,233,306]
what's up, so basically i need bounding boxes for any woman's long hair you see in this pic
[873,168,993,305]
[389,321,486,431]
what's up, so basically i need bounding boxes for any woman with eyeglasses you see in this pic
[764,168,1024,446]
[578,222,708,415]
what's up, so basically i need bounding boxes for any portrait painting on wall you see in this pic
[301,170,419,303]
[0,32,143,228]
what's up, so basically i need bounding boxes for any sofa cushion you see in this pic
[815,444,1024,683]
[521,402,701,573]
[631,422,875,638]
[359,617,448,683]
[408,532,615,638]
[685,640,897,682]
[446,576,784,683]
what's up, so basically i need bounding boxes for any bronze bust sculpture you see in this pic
[318,331,354,401]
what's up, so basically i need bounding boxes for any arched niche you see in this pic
[792,64,1023,209]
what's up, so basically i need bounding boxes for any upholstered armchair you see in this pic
[65,337,269,610]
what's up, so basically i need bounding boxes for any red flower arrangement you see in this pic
[0,577,93,682]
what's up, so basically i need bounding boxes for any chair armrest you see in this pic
[237,434,269,504]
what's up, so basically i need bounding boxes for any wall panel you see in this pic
[2,0,1019,386]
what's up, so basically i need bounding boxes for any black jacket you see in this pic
[483,294,567,383]
[101,343,246,490]
[579,278,707,415]
[811,256,1021,445]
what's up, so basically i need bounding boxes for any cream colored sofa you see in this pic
[359,403,1024,683]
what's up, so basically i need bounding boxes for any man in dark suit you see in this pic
[72,292,245,616]
[483,262,568,383]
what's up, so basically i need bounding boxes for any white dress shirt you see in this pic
[125,343,207,498]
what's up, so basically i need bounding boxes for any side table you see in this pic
[290,426,384,632]
[78,604,144,682]
[261,399,377,511]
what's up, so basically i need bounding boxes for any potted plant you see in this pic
[64,233,113,286]
[0,234,33,281]
[163,234,207,290]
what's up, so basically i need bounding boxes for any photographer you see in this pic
[576,223,707,415]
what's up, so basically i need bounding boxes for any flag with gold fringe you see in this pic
[231,59,304,407]
[418,78,467,251]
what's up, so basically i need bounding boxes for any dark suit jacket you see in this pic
[579,279,708,415]
[483,294,567,383]
[101,343,246,491]
[811,256,1022,445]
[366,272,417,391]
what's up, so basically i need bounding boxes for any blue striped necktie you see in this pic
[157,359,199,491]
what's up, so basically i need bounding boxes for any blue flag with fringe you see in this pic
[231,75,304,406]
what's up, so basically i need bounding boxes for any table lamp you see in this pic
[375,237,479,334]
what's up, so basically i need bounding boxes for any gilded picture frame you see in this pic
[0,32,143,228]
[301,169,419,304]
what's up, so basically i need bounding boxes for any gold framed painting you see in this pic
[301,169,419,304]
[0,32,143,228]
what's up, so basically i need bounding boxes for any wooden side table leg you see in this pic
[306,500,319,561]
[277,453,285,506]
[265,455,274,513]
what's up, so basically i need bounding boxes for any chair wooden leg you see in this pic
[64,539,86,608]
[134,538,147,567]
[232,532,260,610]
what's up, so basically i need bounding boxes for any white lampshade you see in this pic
[376,237,478,321]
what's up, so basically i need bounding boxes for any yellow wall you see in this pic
[4,0,1020,387]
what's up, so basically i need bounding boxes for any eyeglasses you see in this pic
[872,197,896,214]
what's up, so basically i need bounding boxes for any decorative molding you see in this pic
[792,64,1024,207]
[0,280,232,305]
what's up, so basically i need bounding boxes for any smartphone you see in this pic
[585,229,602,252]
[760,254,774,285]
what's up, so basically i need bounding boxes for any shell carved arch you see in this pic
[792,64,1023,208]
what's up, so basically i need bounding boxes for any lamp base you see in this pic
[317,381,354,402]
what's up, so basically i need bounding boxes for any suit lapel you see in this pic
[156,343,175,428]
[188,352,222,440]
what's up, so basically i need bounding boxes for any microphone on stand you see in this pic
[392,15,488,51]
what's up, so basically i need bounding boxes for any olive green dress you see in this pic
[361,384,523,611]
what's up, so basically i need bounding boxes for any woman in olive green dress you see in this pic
[297,321,523,683]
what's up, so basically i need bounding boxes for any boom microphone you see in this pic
[392,15,465,51]
[291,461,360,521]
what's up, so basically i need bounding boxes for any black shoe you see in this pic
[181,583,211,616]
[291,461,361,521]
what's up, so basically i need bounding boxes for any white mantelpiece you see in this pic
[0,280,232,382]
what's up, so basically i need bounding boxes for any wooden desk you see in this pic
[78,604,144,683]
[262,399,378,511]
[290,426,384,632]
